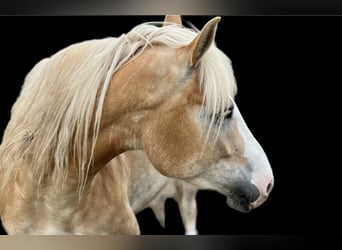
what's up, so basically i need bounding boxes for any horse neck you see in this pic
[89,63,152,173]
[90,107,143,174]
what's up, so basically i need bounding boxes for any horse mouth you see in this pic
[226,197,252,213]
[226,192,258,213]
[225,185,260,212]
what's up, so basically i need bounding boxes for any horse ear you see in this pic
[186,16,221,66]
[163,15,182,26]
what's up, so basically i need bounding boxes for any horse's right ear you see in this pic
[185,17,221,67]
[163,15,182,26]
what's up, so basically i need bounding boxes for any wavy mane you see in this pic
[0,21,237,195]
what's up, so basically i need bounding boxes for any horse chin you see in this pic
[226,196,252,213]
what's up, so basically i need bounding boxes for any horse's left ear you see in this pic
[163,15,182,26]
[186,16,221,67]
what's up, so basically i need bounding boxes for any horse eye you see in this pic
[212,106,234,124]
[223,106,234,120]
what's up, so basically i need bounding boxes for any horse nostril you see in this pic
[266,178,274,195]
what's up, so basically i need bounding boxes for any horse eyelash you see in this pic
[224,106,234,119]
[212,105,234,124]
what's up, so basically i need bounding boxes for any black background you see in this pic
[0,16,340,236]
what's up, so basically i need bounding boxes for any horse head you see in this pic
[101,16,274,212]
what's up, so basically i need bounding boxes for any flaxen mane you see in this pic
[0,22,237,196]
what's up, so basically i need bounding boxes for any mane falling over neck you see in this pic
[0,20,237,196]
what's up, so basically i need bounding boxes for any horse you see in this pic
[0,15,274,234]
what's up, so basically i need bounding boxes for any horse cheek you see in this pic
[141,110,202,179]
